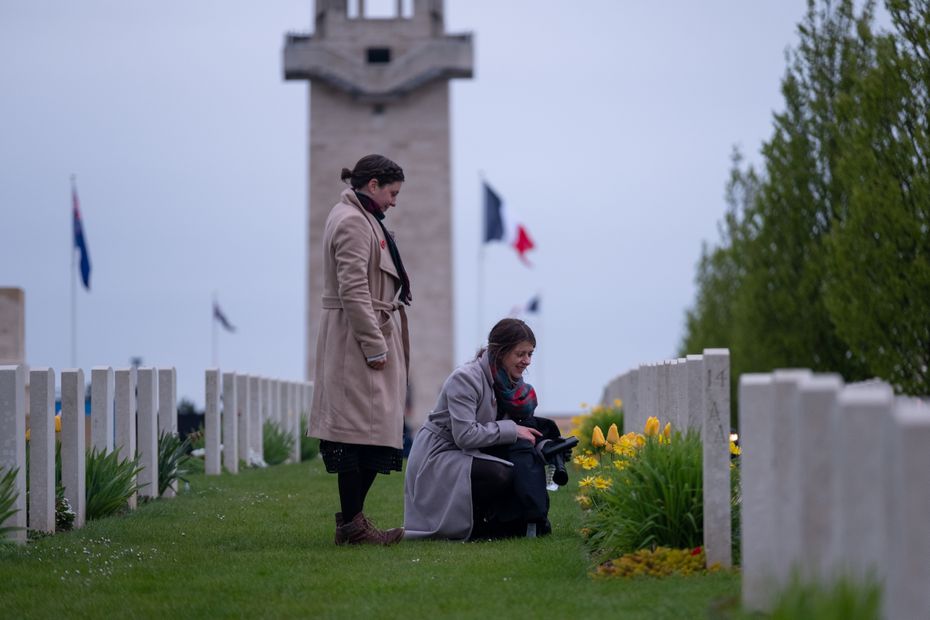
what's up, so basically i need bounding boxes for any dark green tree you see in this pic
[825,0,930,394]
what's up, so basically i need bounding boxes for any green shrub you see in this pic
[0,467,21,541]
[85,447,142,521]
[158,431,194,496]
[300,418,319,462]
[769,576,881,620]
[569,403,624,453]
[581,430,703,560]
[262,421,294,466]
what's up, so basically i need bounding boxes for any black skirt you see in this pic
[319,440,403,474]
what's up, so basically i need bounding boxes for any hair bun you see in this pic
[340,167,353,182]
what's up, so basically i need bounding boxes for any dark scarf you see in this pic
[355,191,412,305]
[492,361,538,422]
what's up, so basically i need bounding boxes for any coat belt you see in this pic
[320,295,410,375]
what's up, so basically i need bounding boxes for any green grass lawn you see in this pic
[0,459,741,619]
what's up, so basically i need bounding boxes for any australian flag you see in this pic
[72,181,91,290]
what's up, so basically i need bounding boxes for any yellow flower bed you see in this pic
[594,546,721,578]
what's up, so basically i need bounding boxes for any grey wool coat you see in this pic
[309,189,407,449]
[403,352,519,540]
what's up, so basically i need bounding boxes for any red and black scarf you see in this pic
[492,362,538,422]
[355,191,412,305]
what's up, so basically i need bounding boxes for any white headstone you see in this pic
[205,369,221,475]
[61,369,86,528]
[0,365,26,543]
[795,374,843,582]
[770,368,811,588]
[236,374,251,469]
[656,361,670,428]
[289,382,301,463]
[832,383,894,583]
[136,368,159,499]
[91,366,115,454]
[157,367,178,497]
[222,372,238,473]
[702,349,731,568]
[28,368,55,533]
[114,368,137,509]
[685,355,704,433]
[675,358,688,432]
[250,376,263,460]
[884,399,930,620]
[739,374,776,612]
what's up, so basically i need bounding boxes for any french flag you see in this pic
[483,182,535,266]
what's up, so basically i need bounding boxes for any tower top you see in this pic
[283,0,472,103]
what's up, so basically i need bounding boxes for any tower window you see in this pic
[367,47,392,64]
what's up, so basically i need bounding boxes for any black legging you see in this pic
[470,458,514,538]
[337,468,378,521]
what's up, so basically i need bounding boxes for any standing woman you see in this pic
[309,154,412,545]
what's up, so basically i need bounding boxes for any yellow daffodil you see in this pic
[576,495,592,509]
[592,426,606,448]
[730,441,741,456]
[579,476,596,489]
[644,416,660,437]
[582,456,599,470]
[593,476,611,490]
[613,459,627,471]
[663,422,672,439]
[55,415,61,433]
[606,423,621,445]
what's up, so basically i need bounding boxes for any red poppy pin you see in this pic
[381,239,387,249]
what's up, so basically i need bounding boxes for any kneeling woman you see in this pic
[404,318,546,540]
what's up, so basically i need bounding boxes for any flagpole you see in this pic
[477,171,485,350]
[70,175,77,369]
[211,292,218,367]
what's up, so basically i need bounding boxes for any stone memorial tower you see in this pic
[283,0,472,424]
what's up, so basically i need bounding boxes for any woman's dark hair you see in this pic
[478,318,536,368]
[340,154,405,189]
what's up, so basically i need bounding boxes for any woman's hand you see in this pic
[367,358,386,370]
[515,425,542,446]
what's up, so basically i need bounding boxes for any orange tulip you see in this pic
[606,423,621,445]
[592,426,607,448]
[644,416,660,437]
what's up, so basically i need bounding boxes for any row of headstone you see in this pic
[202,370,312,476]
[0,365,177,543]
[0,364,315,545]
[740,371,930,619]
[600,349,732,569]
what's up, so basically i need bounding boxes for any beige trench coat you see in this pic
[403,353,519,540]
[309,189,407,449]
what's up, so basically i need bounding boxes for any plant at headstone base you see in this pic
[186,423,206,452]
[158,431,194,496]
[300,418,319,462]
[768,575,881,620]
[53,435,73,531]
[0,467,22,542]
[568,401,624,454]
[262,421,294,466]
[593,546,717,579]
[85,447,142,521]
[578,418,705,563]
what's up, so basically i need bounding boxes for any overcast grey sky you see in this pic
[1,0,811,413]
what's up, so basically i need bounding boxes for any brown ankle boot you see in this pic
[334,512,347,545]
[338,512,404,546]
